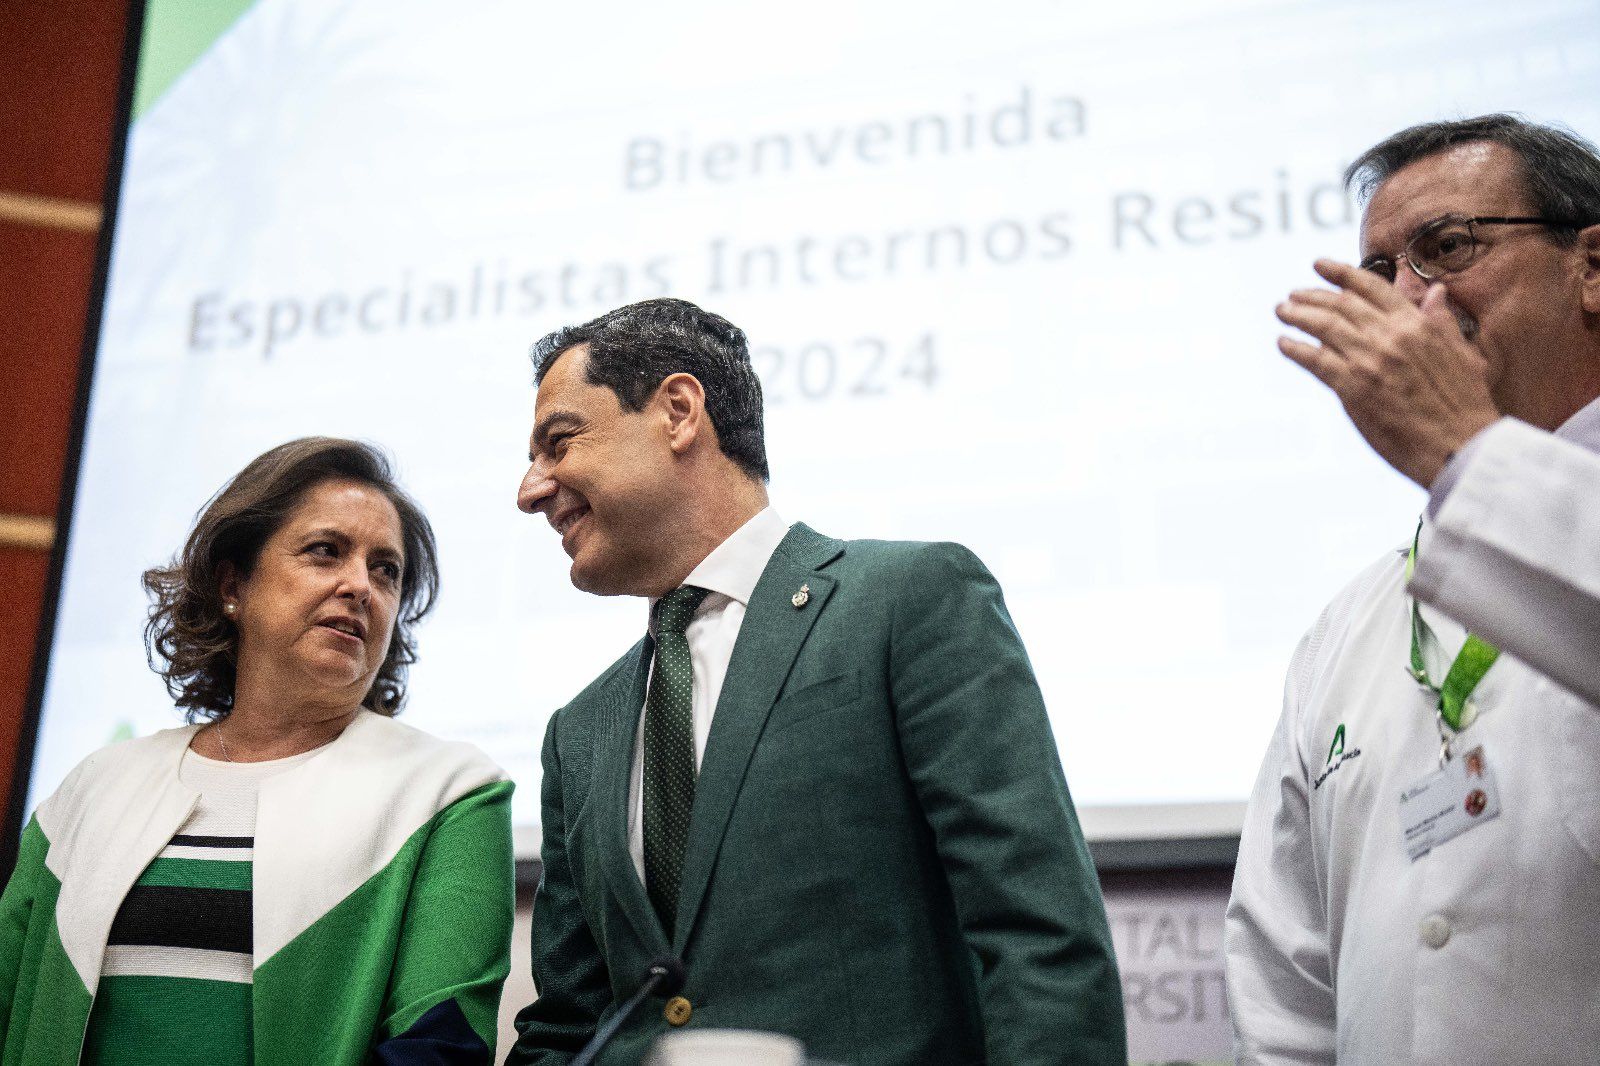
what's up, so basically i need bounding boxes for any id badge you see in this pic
[1398,745,1502,861]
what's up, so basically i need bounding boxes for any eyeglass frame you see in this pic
[1359,214,1583,284]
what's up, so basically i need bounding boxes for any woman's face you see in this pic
[224,478,405,711]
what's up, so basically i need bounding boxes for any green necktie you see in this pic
[643,584,710,936]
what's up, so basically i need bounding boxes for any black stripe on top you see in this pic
[107,886,252,954]
[169,834,254,849]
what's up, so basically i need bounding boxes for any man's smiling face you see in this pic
[517,344,680,596]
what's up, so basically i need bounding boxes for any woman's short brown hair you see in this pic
[142,437,440,719]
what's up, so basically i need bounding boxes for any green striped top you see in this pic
[82,745,321,1066]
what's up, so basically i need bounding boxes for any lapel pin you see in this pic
[791,584,810,609]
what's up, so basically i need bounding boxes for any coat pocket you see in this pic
[766,670,862,735]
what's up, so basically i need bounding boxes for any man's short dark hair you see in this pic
[1345,113,1600,247]
[530,298,769,481]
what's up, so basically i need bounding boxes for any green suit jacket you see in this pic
[509,525,1125,1065]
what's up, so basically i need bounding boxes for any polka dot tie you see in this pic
[643,584,710,937]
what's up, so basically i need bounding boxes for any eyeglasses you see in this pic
[1359,215,1579,283]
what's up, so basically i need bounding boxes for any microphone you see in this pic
[570,957,687,1066]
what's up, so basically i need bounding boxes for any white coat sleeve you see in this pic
[1409,418,1600,706]
[1225,627,1337,1066]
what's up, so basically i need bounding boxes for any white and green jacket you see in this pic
[0,711,514,1065]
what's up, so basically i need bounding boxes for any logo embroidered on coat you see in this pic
[1314,723,1361,790]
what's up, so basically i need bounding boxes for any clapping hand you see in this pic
[1276,258,1500,487]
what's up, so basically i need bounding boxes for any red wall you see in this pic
[0,0,132,804]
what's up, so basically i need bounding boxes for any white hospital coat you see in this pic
[1225,523,1600,1064]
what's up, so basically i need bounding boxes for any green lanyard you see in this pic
[1405,522,1500,732]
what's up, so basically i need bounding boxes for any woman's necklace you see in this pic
[212,720,234,762]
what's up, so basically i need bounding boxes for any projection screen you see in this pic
[18,0,1600,858]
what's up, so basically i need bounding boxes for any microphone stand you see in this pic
[571,957,686,1066]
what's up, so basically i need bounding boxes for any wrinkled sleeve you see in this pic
[1411,417,1600,706]
[1225,629,1336,1065]
[373,779,516,1065]
[504,713,613,1065]
[888,542,1126,1065]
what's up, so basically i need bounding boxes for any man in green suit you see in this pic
[506,298,1124,1065]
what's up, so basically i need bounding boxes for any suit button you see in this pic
[1420,914,1451,949]
[663,996,692,1026]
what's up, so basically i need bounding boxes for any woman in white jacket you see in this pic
[0,437,514,1066]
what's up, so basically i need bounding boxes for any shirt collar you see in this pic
[1556,394,1600,453]
[648,506,789,625]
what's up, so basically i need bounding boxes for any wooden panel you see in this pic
[0,0,132,202]
[0,192,101,233]
[0,516,54,552]
[0,549,51,798]
[0,220,98,515]
[0,0,133,826]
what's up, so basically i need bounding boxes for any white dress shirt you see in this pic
[1226,503,1600,1063]
[627,506,789,883]
[1410,397,1600,705]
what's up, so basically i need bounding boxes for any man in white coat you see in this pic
[1226,113,1600,1064]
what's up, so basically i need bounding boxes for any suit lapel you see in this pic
[591,637,672,956]
[673,524,844,954]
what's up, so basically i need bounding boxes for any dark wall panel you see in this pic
[0,550,51,796]
[0,221,100,514]
[0,1,131,202]
[0,0,131,812]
